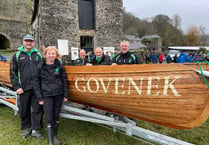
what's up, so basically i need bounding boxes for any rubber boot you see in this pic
[47,125,53,145]
[53,123,61,145]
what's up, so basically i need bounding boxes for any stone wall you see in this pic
[0,19,28,49]
[33,0,79,50]
[33,0,123,54]
[0,0,32,23]
[0,0,31,50]
[95,0,123,51]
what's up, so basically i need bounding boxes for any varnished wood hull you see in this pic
[1,62,209,129]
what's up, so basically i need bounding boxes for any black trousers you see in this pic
[19,90,43,130]
[44,94,63,126]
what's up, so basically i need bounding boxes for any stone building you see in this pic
[141,34,162,52]
[32,0,123,59]
[124,35,146,51]
[0,0,32,50]
[0,20,29,50]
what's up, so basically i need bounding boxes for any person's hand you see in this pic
[86,63,92,66]
[112,63,118,65]
[63,98,68,102]
[16,88,24,95]
[39,101,44,105]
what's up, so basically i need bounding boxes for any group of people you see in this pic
[146,51,209,64]
[145,53,164,64]
[9,34,140,145]
[75,41,140,66]
[10,34,68,145]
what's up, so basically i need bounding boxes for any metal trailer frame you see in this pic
[0,86,193,145]
[0,86,19,115]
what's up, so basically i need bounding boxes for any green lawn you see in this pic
[136,117,209,145]
[1,104,209,145]
[0,105,149,145]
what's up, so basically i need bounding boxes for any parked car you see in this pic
[193,54,205,62]
[167,50,181,61]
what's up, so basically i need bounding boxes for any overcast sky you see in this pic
[123,0,209,34]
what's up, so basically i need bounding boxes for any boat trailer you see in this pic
[0,86,193,145]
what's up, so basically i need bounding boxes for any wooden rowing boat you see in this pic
[1,62,209,129]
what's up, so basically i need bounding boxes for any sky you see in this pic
[123,0,209,34]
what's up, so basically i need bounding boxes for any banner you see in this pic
[57,39,69,55]
[71,47,79,60]
[103,47,115,56]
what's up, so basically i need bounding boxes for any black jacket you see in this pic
[33,59,69,101]
[10,46,42,91]
[111,51,140,65]
[90,54,111,65]
[74,57,90,66]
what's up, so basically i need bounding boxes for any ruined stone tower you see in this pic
[32,0,123,57]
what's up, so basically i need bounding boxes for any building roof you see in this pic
[142,34,161,39]
[124,35,141,41]
[129,43,147,49]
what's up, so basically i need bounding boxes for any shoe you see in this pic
[22,128,32,139]
[31,130,43,139]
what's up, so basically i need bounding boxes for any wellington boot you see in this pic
[47,125,53,145]
[54,123,61,144]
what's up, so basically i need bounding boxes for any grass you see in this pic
[1,105,209,145]
[136,118,209,145]
[0,105,149,145]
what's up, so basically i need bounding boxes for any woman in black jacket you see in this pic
[33,46,68,145]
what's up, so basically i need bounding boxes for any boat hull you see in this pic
[1,62,209,129]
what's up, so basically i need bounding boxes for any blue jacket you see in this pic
[177,53,188,63]
[166,55,172,63]
[0,55,7,61]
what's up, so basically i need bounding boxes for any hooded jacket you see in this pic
[33,59,68,101]
[75,57,90,66]
[90,54,111,65]
[10,46,42,91]
[111,51,140,65]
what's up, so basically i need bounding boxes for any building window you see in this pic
[80,36,93,53]
[78,0,95,29]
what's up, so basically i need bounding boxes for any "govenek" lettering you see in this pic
[75,76,181,96]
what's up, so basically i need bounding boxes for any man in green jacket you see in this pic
[10,34,43,139]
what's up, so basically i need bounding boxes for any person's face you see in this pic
[23,40,35,52]
[46,49,56,62]
[95,48,102,59]
[120,42,129,54]
[80,50,86,60]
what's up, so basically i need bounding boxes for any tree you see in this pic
[122,11,185,50]
[172,14,181,30]
[152,14,184,48]
[123,9,156,38]
[199,25,207,46]
[185,26,200,46]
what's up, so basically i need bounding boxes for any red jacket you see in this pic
[159,54,163,62]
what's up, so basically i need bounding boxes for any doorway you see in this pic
[0,34,10,50]
[80,36,94,53]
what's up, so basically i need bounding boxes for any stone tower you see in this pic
[32,0,123,59]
